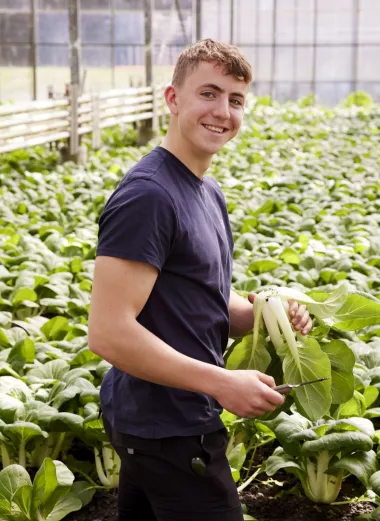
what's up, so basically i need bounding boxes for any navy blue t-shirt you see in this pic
[97,146,234,438]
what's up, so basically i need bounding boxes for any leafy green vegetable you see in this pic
[263,412,377,503]
[0,458,82,520]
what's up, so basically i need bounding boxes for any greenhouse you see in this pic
[0,1,380,521]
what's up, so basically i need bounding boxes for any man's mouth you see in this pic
[202,124,227,134]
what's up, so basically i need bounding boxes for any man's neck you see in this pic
[160,130,212,180]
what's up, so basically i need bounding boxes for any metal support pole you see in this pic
[352,0,360,98]
[230,0,234,44]
[195,0,201,41]
[139,0,155,145]
[311,0,318,100]
[31,0,37,100]
[255,0,260,94]
[111,0,116,89]
[270,0,277,100]
[69,0,81,161]
[293,0,298,100]
[144,0,153,87]
[175,0,189,45]
[217,0,221,40]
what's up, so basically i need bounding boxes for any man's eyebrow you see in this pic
[199,83,246,98]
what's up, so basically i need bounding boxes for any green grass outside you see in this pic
[0,65,175,103]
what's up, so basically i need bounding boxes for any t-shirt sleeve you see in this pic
[96,178,177,271]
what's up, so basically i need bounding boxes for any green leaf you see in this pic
[41,460,76,519]
[51,386,81,410]
[0,465,31,502]
[2,422,48,450]
[0,394,24,423]
[280,248,300,266]
[0,498,13,518]
[0,362,22,378]
[279,337,332,421]
[70,348,102,367]
[12,484,33,517]
[227,443,246,473]
[0,330,12,349]
[364,387,379,409]
[249,259,280,274]
[70,258,83,274]
[369,471,380,495]
[291,284,348,319]
[48,413,84,435]
[27,360,70,382]
[45,492,82,521]
[63,368,93,386]
[333,294,380,330]
[301,431,373,456]
[71,481,96,508]
[32,458,58,508]
[365,408,380,419]
[265,446,303,480]
[262,412,312,456]
[12,288,38,306]
[7,338,35,373]
[226,333,271,373]
[328,417,375,437]
[330,450,378,488]
[0,377,31,398]
[41,317,70,341]
[79,280,92,292]
[320,340,355,404]
[252,200,276,216]
[335,390,367,419]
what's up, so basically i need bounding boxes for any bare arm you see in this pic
[88,257,284,417]
[89,256,222,395]
[229,290,254,338]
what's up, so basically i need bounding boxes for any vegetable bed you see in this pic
[0,93,380,521]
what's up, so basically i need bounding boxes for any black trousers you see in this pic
[103,418,244,521]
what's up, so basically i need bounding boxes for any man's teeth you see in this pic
[204,125,224,133]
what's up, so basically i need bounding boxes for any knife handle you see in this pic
[273,384,292,395]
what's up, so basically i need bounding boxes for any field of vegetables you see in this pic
[0,93,380,521]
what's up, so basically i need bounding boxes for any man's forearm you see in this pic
[89,318,225,397]
[229,290,254,337]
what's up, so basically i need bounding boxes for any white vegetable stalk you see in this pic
[303,451,343,503]
[249,296,266,367]
[266,296,300,367]
[262,302,284,350]
[253,288,301,370]
[0,442,11,468]
[95,443,121,488]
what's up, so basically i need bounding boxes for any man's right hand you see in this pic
[214,369,285,418]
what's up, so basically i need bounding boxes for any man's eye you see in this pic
[201,92,215,98]
[230,99,242,106]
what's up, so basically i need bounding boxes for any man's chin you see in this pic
[200,142,226,156]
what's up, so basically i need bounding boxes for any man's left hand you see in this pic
[288,300,312,335]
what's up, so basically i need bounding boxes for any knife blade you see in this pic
[274,377,329,395]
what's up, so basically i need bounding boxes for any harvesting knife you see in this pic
[274,377,329,395]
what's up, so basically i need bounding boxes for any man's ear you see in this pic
[164,84,179,115]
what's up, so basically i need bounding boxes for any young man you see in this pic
[88,39,311,521]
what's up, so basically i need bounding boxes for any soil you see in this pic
[241,476,374,521]
[65,476,375,521]
[64,438,376,521]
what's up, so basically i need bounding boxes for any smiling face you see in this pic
[165,61,249,162]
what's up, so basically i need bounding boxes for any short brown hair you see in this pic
[172,39,252,87]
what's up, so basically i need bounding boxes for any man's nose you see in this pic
[212,97,230,119]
